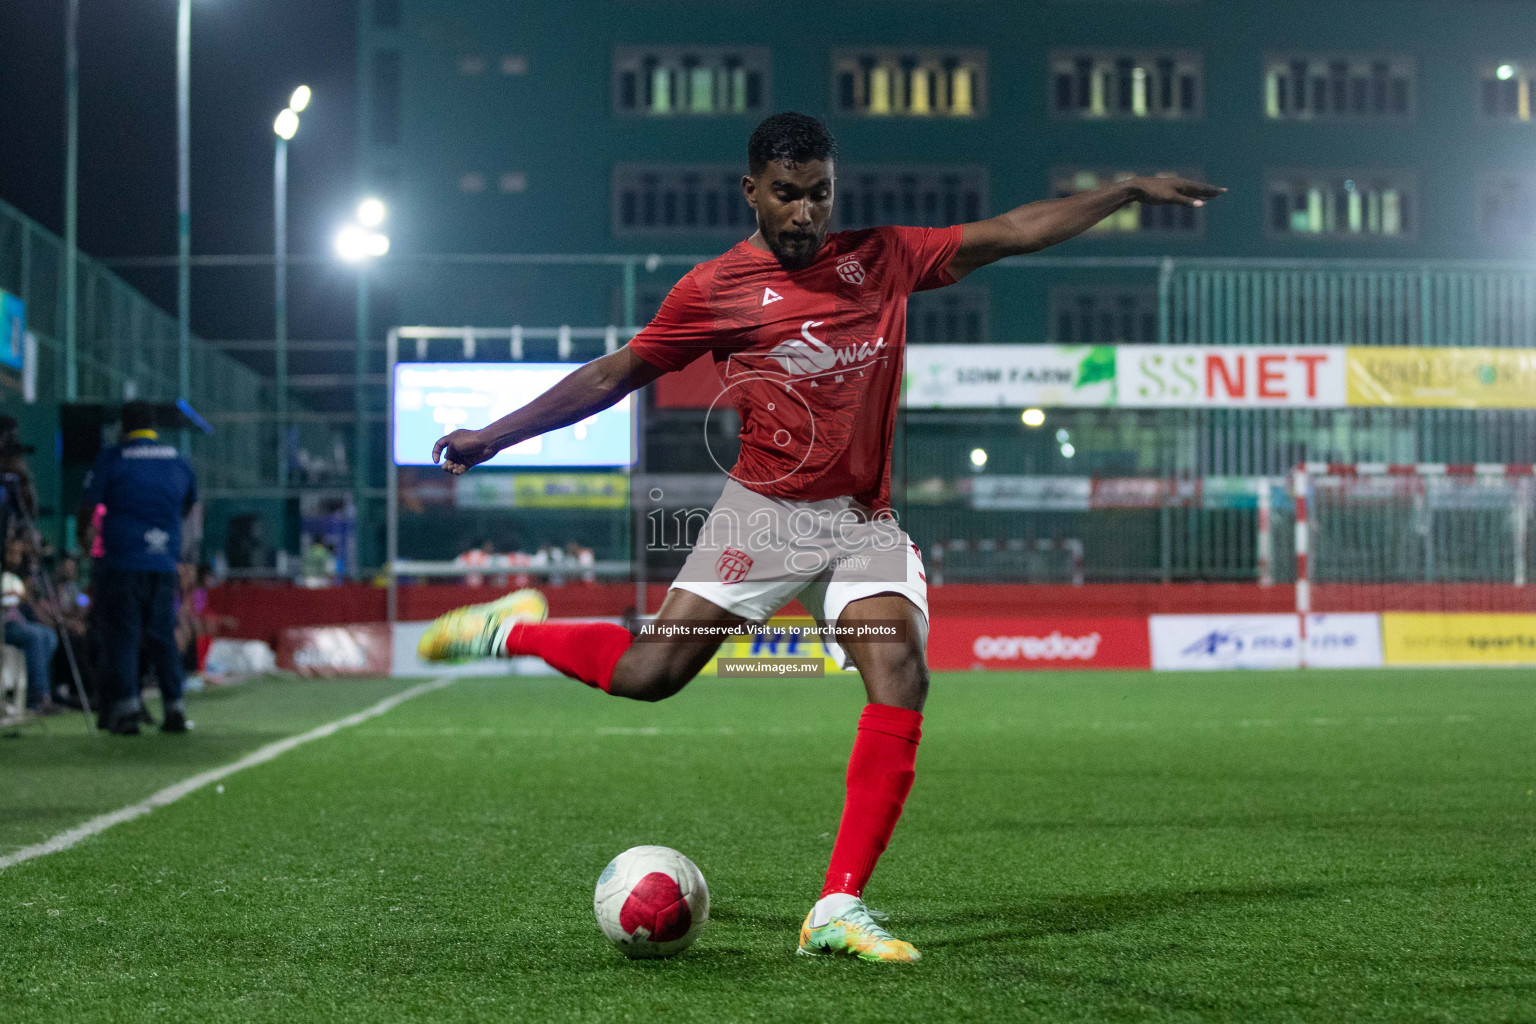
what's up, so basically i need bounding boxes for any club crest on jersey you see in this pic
[716,547,754,584]
[762,287,783,306]
[835,255,866,286]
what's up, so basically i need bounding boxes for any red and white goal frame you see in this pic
[1292,461,1535,615]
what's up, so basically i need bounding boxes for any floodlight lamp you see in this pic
[1497,64,1516,81]
[1060,442,1076,459]
[289,85,312,112]
[274,108,299,140]
[1021,408,1045,427]
[357,197,387,227]
[969,447,988,468]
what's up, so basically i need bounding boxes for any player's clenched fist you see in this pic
[433,428,495,474]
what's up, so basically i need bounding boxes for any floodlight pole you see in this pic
[63,0,79,400]
[354,266,370,577]
[176,0,192,444]
[274,135,289,489]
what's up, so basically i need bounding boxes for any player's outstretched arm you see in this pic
[945,176,1225,280]
[432,347,667,474]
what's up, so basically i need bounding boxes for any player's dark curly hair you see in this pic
[747,113,838,175]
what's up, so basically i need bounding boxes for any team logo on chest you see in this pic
[835,254,866,286]
[715,547,754,584]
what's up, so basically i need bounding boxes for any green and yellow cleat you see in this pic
[797,898,921,963]
[416,588,548,663]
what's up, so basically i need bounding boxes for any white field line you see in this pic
[0,676,457,873]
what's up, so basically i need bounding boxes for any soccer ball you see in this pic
[593,845,709,958]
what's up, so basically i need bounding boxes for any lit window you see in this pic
[498,172,527,194]
[500,55,528,76]
[614,48,769,116]
[458,55,486,76]
[1480,60,1533,121]
[1051,169,1203,234]
[1477,173,1536,239]
[1265,55,1413,120]
[1265,172,1414,238]
[836,168,988,229]
[460,172,486,194]
[1051,51,1201,119]
[833,49,987,118]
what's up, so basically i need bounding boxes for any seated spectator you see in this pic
[3,537,59,716]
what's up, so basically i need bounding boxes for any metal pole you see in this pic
[274,136,289,489]
[63,0,79,400]
[354,267,370,578]
[386,328,399,625]
[176,0,192,412]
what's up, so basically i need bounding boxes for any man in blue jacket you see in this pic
[81,402,199,735]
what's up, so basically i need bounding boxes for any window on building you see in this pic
[1265,55,1413,119]
[613,165,754,235]
[1051,50,1201,119]
[908,287,989,345]
[1266,172,1413,238]
[1051,169,1202,233]
[614,165,986,236]
[836,168,987,229]
[1478,174,1536,239]
[832,49,986,117]
[1480,61,1534,121]
[614,48,769,116]
[1050,288,1159,344]
[372,0,400,30]
[370,50,401,146]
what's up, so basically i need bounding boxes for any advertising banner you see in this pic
[1345,347,1536,409]
[1303,614,1384,668]
[1118,345,1345,408]
[1150,614,1302,670]
[277,624,392,677]
[0,290,24,372]
[1381,612,1536,666]
[455,472,628,509]
[904,345,1116,408]
[970,475,1092,511]
[928,617,1151,670]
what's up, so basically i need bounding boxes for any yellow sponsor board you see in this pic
[703,618,852,676]
[1346,347,1536,409]
[511,473,628,508]
[1381,613,1536,666]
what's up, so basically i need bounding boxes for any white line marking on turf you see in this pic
[0,676,457,873]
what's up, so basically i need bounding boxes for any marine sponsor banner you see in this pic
[927,617,1151,670]
[1150,614,1303,670]
[904,345,1116,408]
[1118,345,1346,408]
[1302,613,1384,668]
[1345,347,1536,409]
[455,472,629,509]
[1380,612,1536,666]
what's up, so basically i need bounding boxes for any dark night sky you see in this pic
[0,0,362,349]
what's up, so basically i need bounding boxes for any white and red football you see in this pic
[593,845,709,958]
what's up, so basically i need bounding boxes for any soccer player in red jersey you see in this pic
[420,113,1223,961]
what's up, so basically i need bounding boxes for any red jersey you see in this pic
[628,225,963,510]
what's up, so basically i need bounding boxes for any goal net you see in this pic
[1295,463,1536,614]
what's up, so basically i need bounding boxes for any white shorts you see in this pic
[669,479,928,669]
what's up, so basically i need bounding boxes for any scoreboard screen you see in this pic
[392,362,633,467]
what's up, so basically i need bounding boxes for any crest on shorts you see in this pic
[715,547,754,584]
[835,255,865,286]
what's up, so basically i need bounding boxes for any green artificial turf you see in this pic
[1,669,1534,1023]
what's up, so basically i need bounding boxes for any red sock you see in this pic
[821,703,923,898]
[503,621,632,692]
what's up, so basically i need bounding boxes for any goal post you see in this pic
[1294,462,1536,616]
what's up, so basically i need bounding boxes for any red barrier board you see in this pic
[927,617,1151,671]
